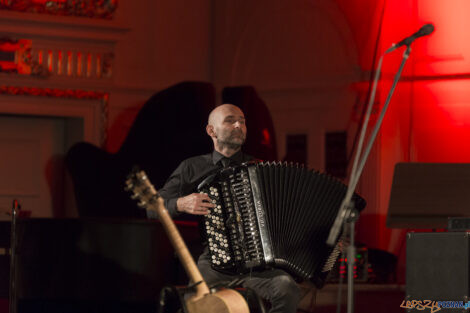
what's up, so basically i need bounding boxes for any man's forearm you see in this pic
[163,197,182,217]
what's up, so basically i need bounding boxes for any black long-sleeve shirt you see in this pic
[158,150,254,217]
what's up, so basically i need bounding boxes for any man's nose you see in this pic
[234,121,241,128]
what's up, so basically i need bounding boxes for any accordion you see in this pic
[197,162,366,288]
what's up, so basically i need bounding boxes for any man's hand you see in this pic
[176,193,215,215]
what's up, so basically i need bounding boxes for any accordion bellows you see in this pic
[198,162,366,288]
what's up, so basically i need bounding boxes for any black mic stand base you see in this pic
[345,206,359,313]
[9,200,18,313]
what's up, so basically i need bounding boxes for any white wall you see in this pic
[211,0,360,169]
[114,0,212,90]
[105,0,362,166]
[107,0,214,151]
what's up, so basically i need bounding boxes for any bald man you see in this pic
[159,104,300,313]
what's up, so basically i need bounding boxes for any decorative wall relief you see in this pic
[0,36,114,79]
[0,0,118,19]
[0,37,49,76]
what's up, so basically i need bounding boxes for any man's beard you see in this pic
[217,130,246,150]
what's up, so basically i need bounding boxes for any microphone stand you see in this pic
[327,44,412,313]
[9,200,19,313]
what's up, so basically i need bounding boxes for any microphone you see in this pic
[386,24,435,53]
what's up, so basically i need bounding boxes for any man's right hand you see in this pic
[176,193,215,215]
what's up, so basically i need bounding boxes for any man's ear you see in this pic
[206,124,216,138]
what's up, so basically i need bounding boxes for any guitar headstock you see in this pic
[125,168,161,217]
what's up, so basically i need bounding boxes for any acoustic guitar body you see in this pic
[186,289,250,313]
[126,171,250,313]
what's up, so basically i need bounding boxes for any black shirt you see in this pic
[159,150,254,217]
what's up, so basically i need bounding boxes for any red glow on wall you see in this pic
[378,0,470,164]
[337,0,470,277]
[410,80,470,162]
[413,0,470,76]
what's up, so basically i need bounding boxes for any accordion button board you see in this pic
[198,162,366,288]
[202,170,266,271]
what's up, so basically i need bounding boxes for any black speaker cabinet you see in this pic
[407,232,470,312]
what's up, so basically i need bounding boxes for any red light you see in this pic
[261,128,271,146]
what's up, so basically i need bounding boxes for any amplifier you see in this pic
[407,232,470,313]
[326,247,368,283]
[448,217,470,231]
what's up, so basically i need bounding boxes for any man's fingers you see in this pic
[199,193,212,202]
[198,193,215,208]
[179,193,214,215]
[192,211,208,215]
[190,207,208,215]
[196,205,209,212]
[200,201,215,208]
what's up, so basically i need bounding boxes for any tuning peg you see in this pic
[130,192,140,200]
[142,187,151,195]
[140,171,149,181]
[137,200,147,208]
[124,181,134,192]
[131,164,141,174]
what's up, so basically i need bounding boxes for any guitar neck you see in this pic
[153,197,210,299]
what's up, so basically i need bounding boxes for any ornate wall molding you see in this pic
[0,0,118,19]
[0,85,109,146]
[0,36,114,80]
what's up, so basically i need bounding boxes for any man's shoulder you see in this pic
[179,151,256,167]
[242,153,257,162]
[179,153,213,166]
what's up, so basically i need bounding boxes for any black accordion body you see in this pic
[198,162,366,288]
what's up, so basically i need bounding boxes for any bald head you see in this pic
[206,104,247,155]
[208,104,244,126]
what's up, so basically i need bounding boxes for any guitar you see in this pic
[126,169,250,313]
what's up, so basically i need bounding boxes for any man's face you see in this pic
[213,107,247,149]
